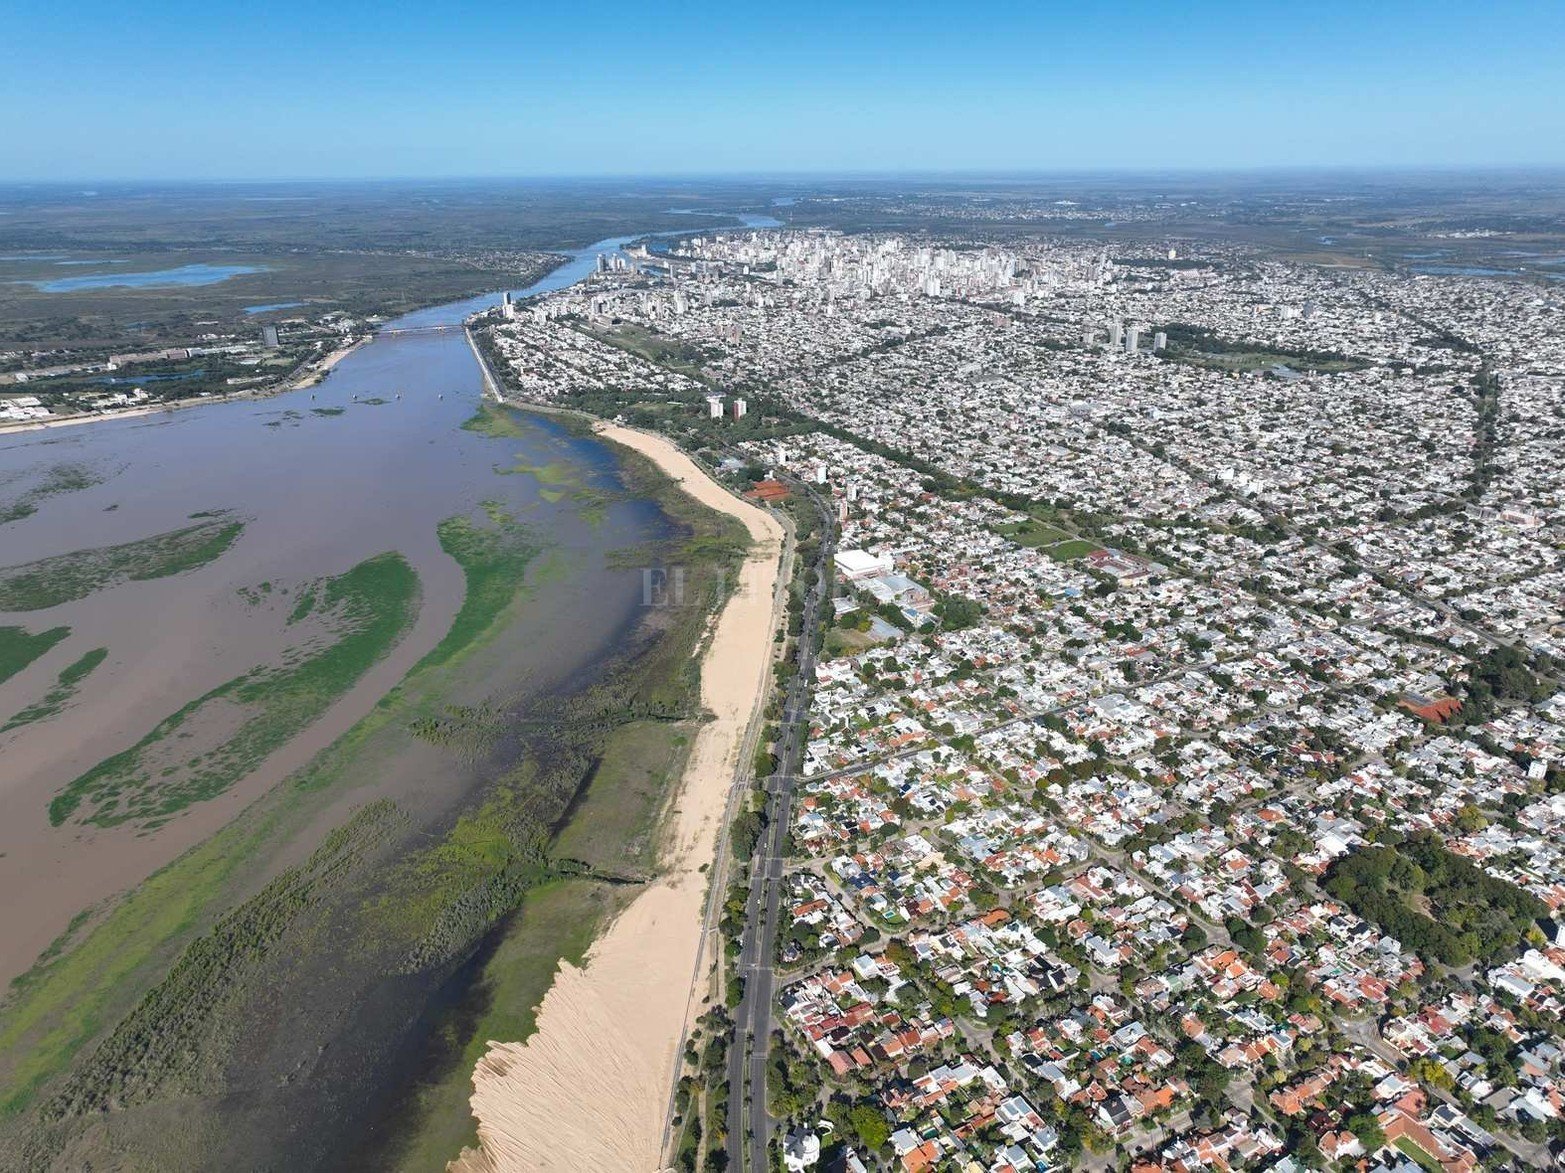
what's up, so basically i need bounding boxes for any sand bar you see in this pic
[452,422,785,1172]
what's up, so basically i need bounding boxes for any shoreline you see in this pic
[451,420,785,1172]
[0,335,368,437]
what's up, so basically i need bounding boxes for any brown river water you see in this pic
[0,250,664,987]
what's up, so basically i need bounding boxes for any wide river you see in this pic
[0,213,778,984]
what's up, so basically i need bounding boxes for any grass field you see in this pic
[1168,346,1368,373]
[995,518,1070,547]
[0,626,69,687]
[383,678,710,1169]
[0,515,244,611]
[49,551,420,828]
[0,779,372,1120]
[586,322,715,380]
[414,510,539,677]
[1044,538,1102,561]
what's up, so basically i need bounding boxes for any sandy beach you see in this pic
[451,422,785,1173]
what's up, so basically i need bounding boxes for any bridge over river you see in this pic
[376,323,464,338]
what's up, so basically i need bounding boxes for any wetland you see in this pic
[0,251,751,1169]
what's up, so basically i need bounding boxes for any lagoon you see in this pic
[25,262,268,292]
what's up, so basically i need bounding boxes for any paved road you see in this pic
[727,477,834,1172]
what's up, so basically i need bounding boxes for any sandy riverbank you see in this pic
[0,336,365,437]
[451,423,785,1172]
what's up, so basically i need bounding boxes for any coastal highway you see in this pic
[728,477,834,1173]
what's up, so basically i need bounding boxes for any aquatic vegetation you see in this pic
[234,581,276,607]
[286,586,317,624]
[498,456,627,525]
[0,515,245,611]
[0,463,104,526]
[387,762,561,972]
[0,438,750,1168]
[310,406,345,417]
[0,626,70,687]
[38,801,406,1122]
[2,648,107,734]
[459,402,534,440]
[412,511,540,677]
[49,551,420,828]
[498,456,577,485]
[409,702,504,752]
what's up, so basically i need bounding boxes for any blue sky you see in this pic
[4,0,1563,179]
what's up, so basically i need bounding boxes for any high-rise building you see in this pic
[1125,326,1140,353]
[706,395,724,419]
[1153,331,1168,352]
[732,398,747,419]
[1109,321,1124,349]
[261,324,280,349]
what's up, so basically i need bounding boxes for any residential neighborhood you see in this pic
[476,222,1565,1173]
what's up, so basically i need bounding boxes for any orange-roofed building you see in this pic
[744,479,791,503]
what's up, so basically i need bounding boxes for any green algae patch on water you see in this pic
[286,586,318,624]
[497,456,578,485]
[410,510,540,678]
[0,625,70,687]
[459,402,534,440]
[48,551,421,828]
[2,647,108,735]
[0,515,245,612]
[0,463,105,526]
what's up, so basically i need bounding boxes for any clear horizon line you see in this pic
[6,162,1565,187]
